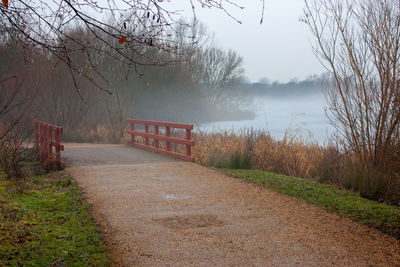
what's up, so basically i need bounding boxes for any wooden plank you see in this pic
[39,123,44,163]
[35,121,64,169]
[166,127,171,151]
[145,124,149,146]
[55,127,61,170]
[48,125,53,160]
[126,119,193,130]
[186,128,192,157]
[129,142,194,162]
[154,125,159,148]
[40,121,60,129]
[41,124,47,163]
[127,130,194,145]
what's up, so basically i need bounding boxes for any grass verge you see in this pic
[223,169,400,239]
[0,171,111,266]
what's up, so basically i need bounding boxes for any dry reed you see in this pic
[192,128,400,204]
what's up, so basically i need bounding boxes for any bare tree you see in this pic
[0,76,30,141]
[0,42,39,141]
[303,0,400,168]
[0,42,39,177]
[191,47,245,105]
[0,0,261,93]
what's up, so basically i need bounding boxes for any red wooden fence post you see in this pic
[45,124,50,163]
[154,125,159,149]
[35,121,64,169]
[55,127,61,170]
[40,123,45,163]
[43,123,47,163]
[130,121,135,144]
[145,124,149,146]
[166,126,171,151]
[44,124,49,163]
[48,124,53,161]
[186,129,192,157]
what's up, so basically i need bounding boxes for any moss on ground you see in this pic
[0,171,111,266]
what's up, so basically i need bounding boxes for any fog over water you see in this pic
[197,92,335,143]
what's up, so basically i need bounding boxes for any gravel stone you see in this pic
[64,143,400,266]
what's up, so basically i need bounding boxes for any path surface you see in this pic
[64,143,400,266]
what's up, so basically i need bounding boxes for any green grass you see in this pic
[223,169,400,239]
[0,171,111,266]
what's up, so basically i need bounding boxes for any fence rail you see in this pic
[35,121,64,170]
[126,119,194,162]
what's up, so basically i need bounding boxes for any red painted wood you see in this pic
[126,119,193,130]
[39,124,44,163]
[48,124,53,160]
[166,126,171,152]
[145,124,149,146]
[126,118,194,162]
[35,121,64,170]
[43,124,48,162]
[127,130,194,146]
[55,127,61,170]
[154,125,159,148]
[186,129,192,157]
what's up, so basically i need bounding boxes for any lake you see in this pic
[196,93,335,143]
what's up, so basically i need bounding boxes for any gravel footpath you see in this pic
[64,143,400,266]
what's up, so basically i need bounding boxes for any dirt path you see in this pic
[64,143,400,266]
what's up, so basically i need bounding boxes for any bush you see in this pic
[0,129,24,178]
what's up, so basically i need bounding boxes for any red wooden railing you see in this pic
[126,119,194,162]
[35,121,64,170]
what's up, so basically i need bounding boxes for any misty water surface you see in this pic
[198,93,335,143]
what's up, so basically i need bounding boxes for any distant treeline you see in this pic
[243,74,328,98]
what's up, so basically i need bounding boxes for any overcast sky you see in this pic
[164,0,326,83]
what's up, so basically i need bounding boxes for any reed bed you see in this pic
[192,128,400,205]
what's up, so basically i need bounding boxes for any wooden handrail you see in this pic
[126,119,194,162]
[127,119,193,130]
[35,121,64,170]
[127,130,194,146]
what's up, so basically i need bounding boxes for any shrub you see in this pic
[0,127,24,178]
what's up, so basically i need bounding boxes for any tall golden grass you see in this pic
[192,128,400,204]
[193,129,324,175]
